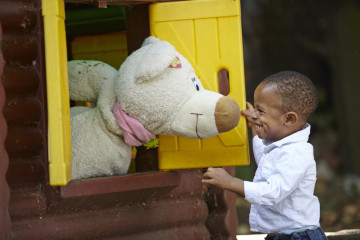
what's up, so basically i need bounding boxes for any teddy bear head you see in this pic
[114,37,240,142]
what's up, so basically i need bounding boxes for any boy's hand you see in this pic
[241,102,257,127]
[202,167,234,190]
[241,102,258,137]
[202,167,245,197]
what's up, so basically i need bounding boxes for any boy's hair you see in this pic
[262,71,318,121]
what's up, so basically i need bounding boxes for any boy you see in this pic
[203,71,328,240]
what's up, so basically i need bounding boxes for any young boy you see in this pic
[203,71,328,240]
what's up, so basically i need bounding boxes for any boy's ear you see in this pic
[284,112,298,125]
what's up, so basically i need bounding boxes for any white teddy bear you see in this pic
[68,36,240,179]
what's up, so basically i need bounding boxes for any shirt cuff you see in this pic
[244,180,260,204]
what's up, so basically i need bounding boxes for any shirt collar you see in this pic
[263,123,311,153]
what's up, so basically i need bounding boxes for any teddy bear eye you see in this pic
[192,77,200,91]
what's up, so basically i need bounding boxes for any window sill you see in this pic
[60,170,180,198]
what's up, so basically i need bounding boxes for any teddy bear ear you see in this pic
[134,40,177,84]
[141,36,161,47]
[68,60,117,102]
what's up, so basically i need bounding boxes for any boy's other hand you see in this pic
[202,167,233,190]
[202,167,245,197]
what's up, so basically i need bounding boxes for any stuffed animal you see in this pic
[68,36,240,179]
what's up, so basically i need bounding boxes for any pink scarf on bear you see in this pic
[113,101,155,146]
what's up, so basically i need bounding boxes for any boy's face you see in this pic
[253,83,288,142]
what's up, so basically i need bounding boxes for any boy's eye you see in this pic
[257,109,264,114]
[192,77,200,91]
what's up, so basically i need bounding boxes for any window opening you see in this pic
[218,68,230,96]
[43,0,160,186]
[65,3,158,175]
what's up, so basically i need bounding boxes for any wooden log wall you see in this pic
[0,0,49,238]
[0,21,12,239]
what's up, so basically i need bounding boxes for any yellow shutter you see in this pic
[42,0,72,185]
[150,0,250,169]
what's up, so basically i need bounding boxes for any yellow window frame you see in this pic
[42,0,72,186]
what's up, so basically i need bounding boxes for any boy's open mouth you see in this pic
[255,124,263,130]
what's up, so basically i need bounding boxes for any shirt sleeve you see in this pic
[244,147,311,206]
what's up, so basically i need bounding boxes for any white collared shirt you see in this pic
[244,124,320,234]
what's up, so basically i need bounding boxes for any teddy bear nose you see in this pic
[215,96,241,133]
